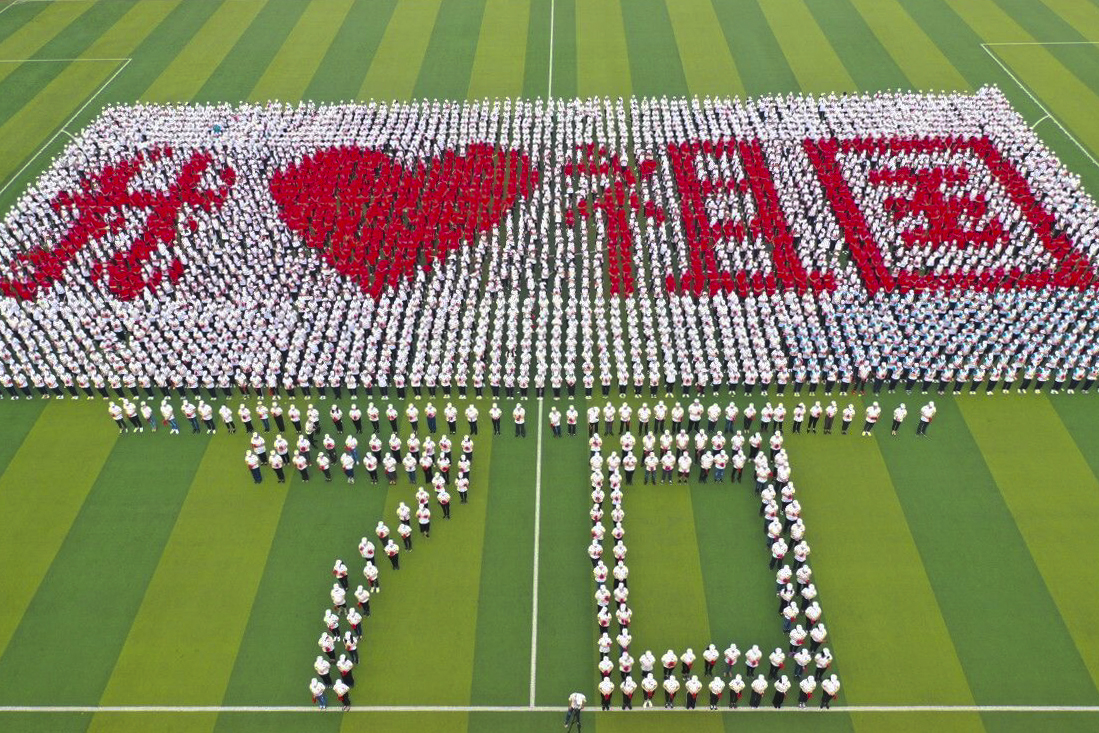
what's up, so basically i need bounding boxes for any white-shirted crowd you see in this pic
[2,87,1099,400]
[588,405,840,710]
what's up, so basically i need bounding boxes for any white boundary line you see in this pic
[0,56,130,199]
[2,705,1099,713]
[546,0,555,98]
[980,42,1099,173]
[528,397,543,707]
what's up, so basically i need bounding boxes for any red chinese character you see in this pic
[806,136,1097,292]
[666,138,833,297]
[0,147,236,301]
[562,145,664,297]
[870,165,1004,249]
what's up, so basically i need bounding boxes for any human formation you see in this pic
[2,87,1099,397]
[102,396,940,447]
[308,435,477,710]
[588,413,840,710]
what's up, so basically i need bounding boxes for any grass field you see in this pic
[1,0,1099,731]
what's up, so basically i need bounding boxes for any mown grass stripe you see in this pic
[468,0,530,100]
[0,0,180,184]
[332,402,497,733]
[946,0,1099,156]
[0,430,210,705]
[1041,0,1099,37]
[803,0,909,92]
[785,416,979,722]
[709,0,798,96]
[1048,396,1099,482]
[0,0,92,86]
[249,0,354,103]
[0,0,46,48]
[664,0,744,98]
[87,437,291,733]
[304,0,395,102]
[958,396,1099,696]
[533,397,594,706]
[413,0,486,100]
[0,400,46,474]
[520,0,549,99]
[991,0,1099,96]
[0,0,130,128]
[469,411,532,705]
[849,0,970,91]
[142,0,264,104]
[619,0,686,98]
[549,0,578,99]
[194,0,311,104]
[358,0,443,101]
[756,0,857,93]
[0,401,118,663]
[873,396,1097,707]
[576,0,631,98]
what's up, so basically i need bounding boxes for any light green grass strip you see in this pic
[87,437,290,733]
[359,0,443,100]
[338,430,494,733]
[946,0,1099,156]
[1040,0,1099,38]
[576,0,631,98]
[959,396,1099,694]
[0,0,95,85]
[784,428,981,726]
[849,0,969,91]
[467,0,529,100]
[607,482,721,731]
[0,0,180,182]
[248,0,355,103]
[141,0,266,103]
[756,0,857,94]
[0,400,117,662]
[664,0,744,98]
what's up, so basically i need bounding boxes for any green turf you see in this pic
[1,1,1099,731]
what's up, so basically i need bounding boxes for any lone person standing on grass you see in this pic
[564,691,586,731]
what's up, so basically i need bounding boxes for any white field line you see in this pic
[547,0,555,98]
[980,42,1099,173]
[529,397,543,707]
[0,56,130,199]
[2,705,1099,713]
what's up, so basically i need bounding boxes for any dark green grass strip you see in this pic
[958,396,1099,695]
[468,407,535,706]
[872,395,1097,707]
[521,0,550,99]
[803,0,909,91]
[193,0,310,104]
[0,0,126,129]
[303,0,396,102]
[0,0,47,47]
[0,430,210,705]
[619,0,686,98]
[548,0,576,98]
[708,0,799,96]
[0,399,46,471]
[534,397,593,706]
[412,0,487,100]
[1048,394,1099,480]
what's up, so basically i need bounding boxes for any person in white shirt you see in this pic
[332,678,351,710]
[772,674,791,708]
[309,677,327,709]
[565,691,586,730]
[749,674,768,708]
[862,402,881,436]
[820,674,840,709]
[917,400,937,436]
[662,674,680,708]
[891,403,907,435]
